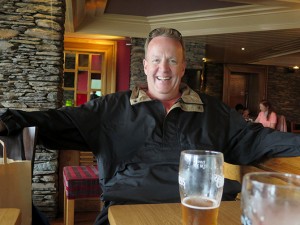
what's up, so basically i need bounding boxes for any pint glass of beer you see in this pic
[178,150,224,225]
[241,172,300,225]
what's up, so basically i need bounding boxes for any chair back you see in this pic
[79,151,97,166]
[276,115,287,132]
[0,127,38,173]
[291,121,300,133]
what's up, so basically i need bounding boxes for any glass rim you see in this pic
[243,172,300,189]
[181,150,223,156]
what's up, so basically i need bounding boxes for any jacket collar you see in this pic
[130,83,204,112]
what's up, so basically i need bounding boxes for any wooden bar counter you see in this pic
[108,201,240,225]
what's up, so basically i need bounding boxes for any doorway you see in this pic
[223,64,268,117]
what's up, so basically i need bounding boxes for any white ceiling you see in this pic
[65,0,300,68]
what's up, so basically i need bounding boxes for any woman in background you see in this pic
[255,99,277,129]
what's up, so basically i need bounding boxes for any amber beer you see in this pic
[181,196,219,225]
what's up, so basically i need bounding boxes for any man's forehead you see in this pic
[148,36,181,45]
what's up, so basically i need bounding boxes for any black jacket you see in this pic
[1,85,300,211]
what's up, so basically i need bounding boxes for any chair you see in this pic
[63,164,102,225]
[63,152,101,225]
[63,151,101,225]
[276,115,287,132]
[291,121,300,134]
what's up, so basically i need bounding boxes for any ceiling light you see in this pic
[241,47,245,51]
[293,66,299,70]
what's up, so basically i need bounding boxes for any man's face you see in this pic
[143,36,186,100]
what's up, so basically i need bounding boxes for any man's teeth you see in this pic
[157,77,171,80]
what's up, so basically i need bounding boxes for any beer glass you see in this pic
[241,172,300,225]
[178,150,224,225]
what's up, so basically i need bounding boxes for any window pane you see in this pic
[91,73,101,89]
[76,94,87,106]
[64,72,75,88]
[65,53,75,69]
[96,91,101,96]
[63,90,74,106]
[78,54,89,67]
[91,54,102,70]
[90,91,100,100]
[77,70,88,91]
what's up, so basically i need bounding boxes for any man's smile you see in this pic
[157,76,171,81]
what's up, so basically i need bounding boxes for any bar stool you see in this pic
[63,165,102,225]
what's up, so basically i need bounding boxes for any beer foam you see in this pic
[182,196,219,210]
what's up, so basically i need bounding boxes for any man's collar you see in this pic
[130,83,204,112]
[130,86,152,105]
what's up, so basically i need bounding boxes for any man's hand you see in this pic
[0,120,6,133]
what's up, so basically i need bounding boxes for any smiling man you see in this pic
[1,27,300,225]
[144,29,186,104]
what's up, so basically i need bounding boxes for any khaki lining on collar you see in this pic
[130,84,204,113]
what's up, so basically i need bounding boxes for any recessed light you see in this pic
[241,47,245,51]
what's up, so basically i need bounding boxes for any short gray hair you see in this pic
[144,27,186,61]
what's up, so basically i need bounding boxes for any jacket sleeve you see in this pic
[0,108,89,151]
[224,108,300,165]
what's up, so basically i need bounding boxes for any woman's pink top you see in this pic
[256,111,277,128]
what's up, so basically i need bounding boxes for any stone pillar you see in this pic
[0,0,65,219]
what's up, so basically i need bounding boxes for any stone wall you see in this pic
[202,63,224,99]
[267,66,300,123]
[32,145,59,218]
[0,0,65,219]
[130,38,145,89]
[0,0,64,110]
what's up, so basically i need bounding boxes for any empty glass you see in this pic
[241,172,300,225]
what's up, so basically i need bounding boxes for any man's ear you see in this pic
[143,59,148,75]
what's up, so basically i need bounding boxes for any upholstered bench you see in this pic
[63,165,102,225]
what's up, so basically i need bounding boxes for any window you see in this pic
[63,52,103,106]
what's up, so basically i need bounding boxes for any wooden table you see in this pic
[108,201,241,225]
[256,156,300,174]
[0,208,21,225]
[241,156,300,178]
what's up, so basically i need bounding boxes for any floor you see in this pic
[50,198,102,225]
[50,211,99,225]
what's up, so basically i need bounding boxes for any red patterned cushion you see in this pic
[63,165,101,199]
